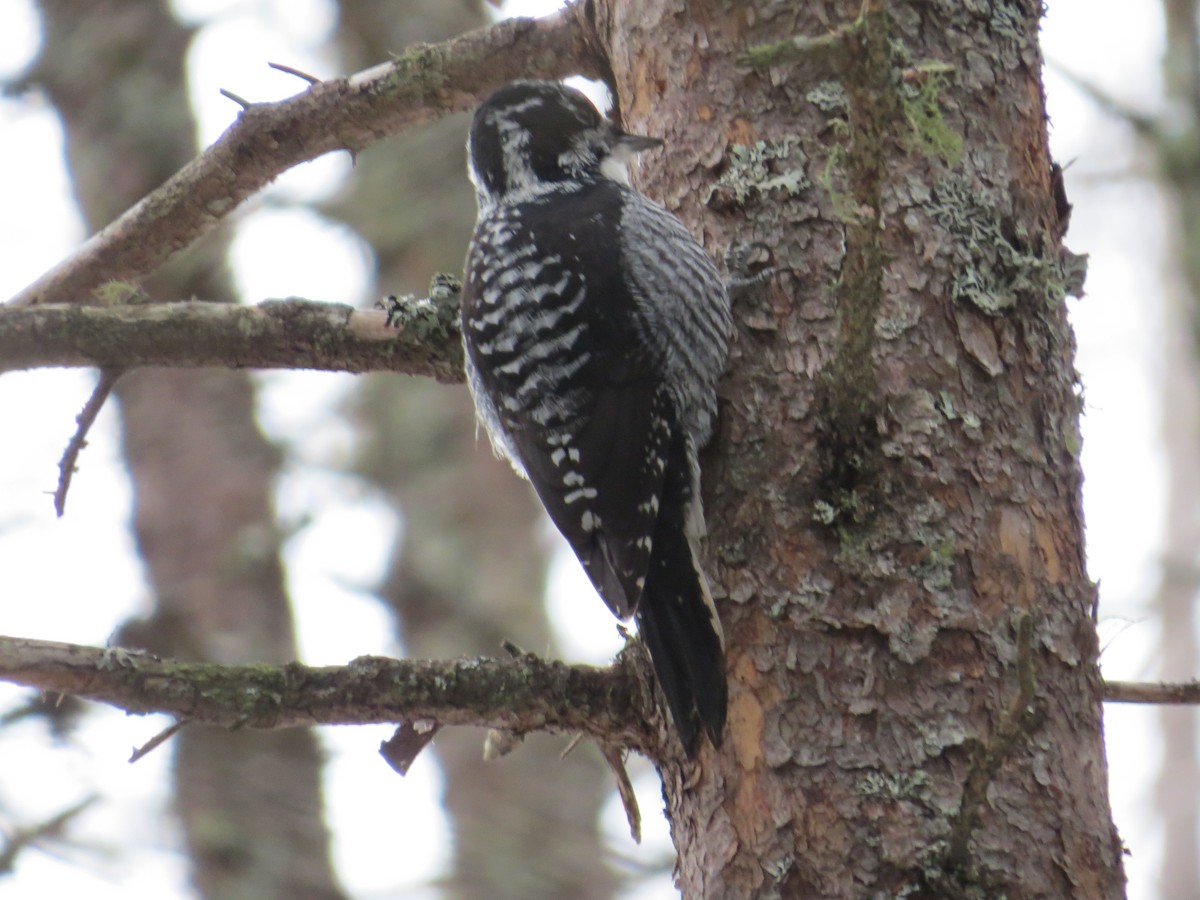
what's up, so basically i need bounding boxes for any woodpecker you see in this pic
[460,81,731,754]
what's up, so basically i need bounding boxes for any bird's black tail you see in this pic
[635,511,727,756]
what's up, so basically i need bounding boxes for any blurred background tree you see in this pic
[31,1,343,896]
[3,1,625,897]
[326,2,619,896]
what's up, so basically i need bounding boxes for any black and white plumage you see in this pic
[461,81,731,754]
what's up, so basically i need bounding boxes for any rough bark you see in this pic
[598,0,1124,896]
[329,3,622,895]
[30,2,344,897]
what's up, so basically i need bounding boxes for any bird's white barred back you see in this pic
[461,80,731,754]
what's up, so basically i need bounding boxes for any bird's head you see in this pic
[467,80,661,206]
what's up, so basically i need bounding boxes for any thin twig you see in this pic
[736,1,875,70]
[1103,679,1200,704]
[218,88,253,110]
[54,368,122,517]
[560,733,585,757]
[0,795,98,875]
[600,743,642,843]
[268,62,322,85]
[129,717,190,763]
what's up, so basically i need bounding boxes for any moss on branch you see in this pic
[0,297,465,382]
[0,635,654,752]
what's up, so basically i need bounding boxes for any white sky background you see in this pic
[0,0,1182,897]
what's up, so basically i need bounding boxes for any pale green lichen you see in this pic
[859,769,931,801]
[807,80,850,115]
[926,178,1087,315]
[92,281,149,305]
[382,273,461,340]
[711,137,810,207]
[812,499,838,525]
[908,500,956,595]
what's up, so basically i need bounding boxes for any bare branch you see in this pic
[0,298,464,382]
[0,636,654,754]
[54,368,122,517]
[1104,679,1200,704]
[9,5,604,308]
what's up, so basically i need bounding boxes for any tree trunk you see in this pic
[31,2,344,897]
[598,1,1126,895]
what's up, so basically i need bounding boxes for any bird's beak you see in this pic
[614,131,664,153]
